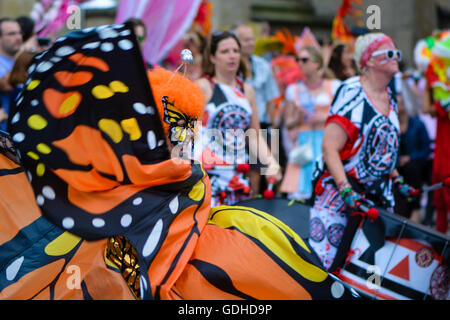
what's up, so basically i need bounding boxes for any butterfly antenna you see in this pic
[167,49,194,84]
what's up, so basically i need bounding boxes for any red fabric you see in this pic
[359,35,394,70]
[432,110,450,205]
[431,94,450,234]
[326,114,361,160]
[435,207,449,234]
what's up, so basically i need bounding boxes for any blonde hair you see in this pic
[299,46,324,69]
[354,32,387,72]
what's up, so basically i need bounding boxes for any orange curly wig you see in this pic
[147,67,205,136]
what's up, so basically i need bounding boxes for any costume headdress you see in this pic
[425,31,450,112]
[148,60,205,147]
[331,0,365,50]
[354,33,394,71]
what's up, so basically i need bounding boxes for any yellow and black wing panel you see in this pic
[174,206,359,300]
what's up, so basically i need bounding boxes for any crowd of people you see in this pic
[0,13,449,275]
[159,21,449,241]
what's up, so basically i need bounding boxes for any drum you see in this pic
[234,197,311,239]
[337,208,450,300]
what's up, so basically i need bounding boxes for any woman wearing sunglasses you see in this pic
[307,33,418,271]
[279,46,341,200]
[195,31,282,206]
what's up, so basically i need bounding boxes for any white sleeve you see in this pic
[330,79,342,96]
[285,84,296,102]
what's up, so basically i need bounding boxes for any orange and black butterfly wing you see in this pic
[7,23,211,300]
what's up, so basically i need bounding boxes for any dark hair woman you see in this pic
[328,43,357,81]
[195,31,281,206]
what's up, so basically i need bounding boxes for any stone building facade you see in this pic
[1,0,450,68]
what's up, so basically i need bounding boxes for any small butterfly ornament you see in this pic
[162,49,198,147]
[162,96,197,146]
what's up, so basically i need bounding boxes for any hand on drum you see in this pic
[393,176,420,202]
[339,182,378,220]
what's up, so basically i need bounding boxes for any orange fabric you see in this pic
[43,88,82,118]
[67,184,149,214]
[55,168,120,191]
[54,71,93,87]
[122,154,192,186]
[175,263,243,300]
[0,239,135,300]
[33,287,51,300]
[0,155,42,245]
[0,260,65,300]
[52,240,135,300]
[175,224,313,300]
[154,234,199,299]
[148,177,211,299]
[52,125,124,186]
[69,53,110,72]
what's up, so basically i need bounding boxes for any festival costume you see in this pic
[425,33,450,234]
[0,23,358,300]
[197,79,253,206]
[280,79,341,199]
[309,76,400,270]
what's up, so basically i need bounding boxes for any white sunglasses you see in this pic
[371,49,402,62]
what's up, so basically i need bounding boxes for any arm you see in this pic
[323,121,375,211]
[195,77,213,104]
[322,122,348,186]
[246,83,261,131]
[0,73,13,92]
[245,83,281,180]
[283,84,305,129]
[421,86,436,117]
[284,100,306,129]
[0,108,8,123]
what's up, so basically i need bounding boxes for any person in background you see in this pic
[395,92,431,223]
[422,34,450,235]
[17,16,38,52]
[124,17,151,68]
[6,50,36,131]
[309,33,418,271]
[280,45,341,201]
[195,31,281,206]
[235,24,280,194]
[0,17,23,132]
[269,55,304,170]
[180,31,205,81]
[328,42,357,81]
